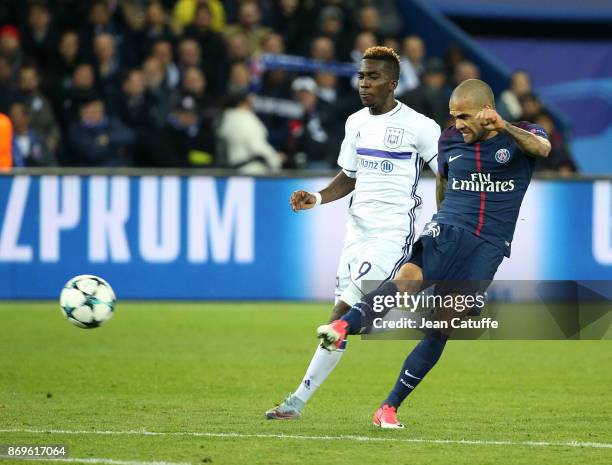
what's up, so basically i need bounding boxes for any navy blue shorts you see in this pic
[406,222,504,293]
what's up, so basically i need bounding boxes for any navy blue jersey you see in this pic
[434,122,548,257]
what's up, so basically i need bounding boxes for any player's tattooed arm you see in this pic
[502,122,551,158]
[289,171,356,211]
[475,108,551,158]
[436,174,447,210]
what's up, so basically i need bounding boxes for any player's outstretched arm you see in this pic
[475,108,551,158]
[289,171,356,212]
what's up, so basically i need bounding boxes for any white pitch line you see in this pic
[0,428,611,450]
[0,458,191,465]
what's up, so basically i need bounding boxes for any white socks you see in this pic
[293,343,345,403]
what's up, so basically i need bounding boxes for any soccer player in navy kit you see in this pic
[317,79,552,428]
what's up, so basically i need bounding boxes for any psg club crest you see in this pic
[384,127,404,149]
[495,148,511,164]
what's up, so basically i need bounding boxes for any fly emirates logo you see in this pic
[451,173,515,193]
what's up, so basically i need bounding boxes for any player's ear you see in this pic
[390,79,398,90]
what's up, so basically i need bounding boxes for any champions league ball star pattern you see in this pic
[59,275,116,329]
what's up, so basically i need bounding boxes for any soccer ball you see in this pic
[60,275,116,329]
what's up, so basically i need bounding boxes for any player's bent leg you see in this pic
[318,263,425,350]
[394,262,424,290]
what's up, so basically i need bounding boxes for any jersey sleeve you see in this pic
[337,118,358,178]
[514,121,549,140]
[417,119,441,168]
[427,153,439,175]
[437,135,448,178]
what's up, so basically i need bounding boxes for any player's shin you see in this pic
[341,281,400,334]
[293,339,347,404]
[384,331,448,409]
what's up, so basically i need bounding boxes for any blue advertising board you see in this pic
[0,175,610,299]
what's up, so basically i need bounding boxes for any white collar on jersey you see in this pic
[368,100,401,117]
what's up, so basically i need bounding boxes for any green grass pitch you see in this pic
[0,302,611,465]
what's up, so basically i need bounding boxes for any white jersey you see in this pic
[337,101,441,239]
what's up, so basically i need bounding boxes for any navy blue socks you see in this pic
[341,281,400,334]
[384,331,448,408]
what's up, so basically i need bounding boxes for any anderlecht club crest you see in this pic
[384,127,404,149]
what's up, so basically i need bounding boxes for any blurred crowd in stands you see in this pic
[0,0,577,174]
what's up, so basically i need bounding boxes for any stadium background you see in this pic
[0,0,610,298]
[0,3,611,465]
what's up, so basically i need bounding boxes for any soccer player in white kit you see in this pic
[266,46,440,420]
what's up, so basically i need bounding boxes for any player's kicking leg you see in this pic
[318,263,424,349]
[320,225,504,428]
[265,300,351,420]
[370,227,504,428]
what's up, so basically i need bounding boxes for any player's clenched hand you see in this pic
[475,108,505,132]
[290,190,317,212]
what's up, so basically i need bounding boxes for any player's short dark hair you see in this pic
[451,79,496,108]
[362,46,400,80]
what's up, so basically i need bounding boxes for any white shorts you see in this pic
[335,228,413,307]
